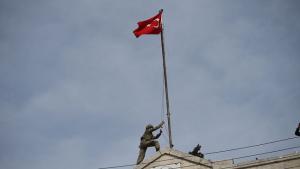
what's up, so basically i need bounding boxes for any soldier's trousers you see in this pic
[136,140,160,164]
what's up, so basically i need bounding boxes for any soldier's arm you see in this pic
[154,129,162,139]
[150,121,165,132]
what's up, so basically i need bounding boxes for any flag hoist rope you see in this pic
[159,9,174,148]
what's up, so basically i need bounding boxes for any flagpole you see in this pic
[160,10,174,148]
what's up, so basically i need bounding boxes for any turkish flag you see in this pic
[133,10,163,38]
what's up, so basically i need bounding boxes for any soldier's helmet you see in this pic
[146,124,154,129]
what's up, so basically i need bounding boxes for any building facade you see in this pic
[134,148,300,169]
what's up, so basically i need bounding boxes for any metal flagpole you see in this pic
[159,9,174,148]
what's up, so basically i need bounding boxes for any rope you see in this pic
[171,151,300,169]
[98,145,300,169]
[205,136,299,155]
[160,68,165,121]
[159,63,169,144]
[98,137,300,169]
[160,146,300,169]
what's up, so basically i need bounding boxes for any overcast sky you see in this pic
[1,1,300,169]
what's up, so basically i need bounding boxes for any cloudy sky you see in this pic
[1,1,300,169]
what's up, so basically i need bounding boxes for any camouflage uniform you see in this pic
[136,121,164,165]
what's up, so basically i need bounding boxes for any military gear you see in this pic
[189,144,204,158]
[136,121,164,165]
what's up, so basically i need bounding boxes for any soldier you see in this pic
[136,121,165,165]
[189,144,204,158]
[295,122,300,136]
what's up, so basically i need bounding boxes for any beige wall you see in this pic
[146,154,212,169]
[135,149,300,169]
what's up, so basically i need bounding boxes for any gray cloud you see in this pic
[1,1,300,169]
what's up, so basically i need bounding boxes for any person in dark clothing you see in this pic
[136,121,164,165]
[295,123,300,136]
[189,144,204,158]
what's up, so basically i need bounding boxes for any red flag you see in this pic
[133,10,163,38]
